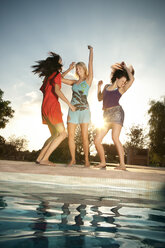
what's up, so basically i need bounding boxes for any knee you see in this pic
[60,130,67,139]
[82,134,88,143]
[112,135,116,144]
[68,133,75,142]
[112,135,119,144]
[94,136,100,146]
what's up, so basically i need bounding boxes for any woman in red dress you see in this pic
[32,52,76,166]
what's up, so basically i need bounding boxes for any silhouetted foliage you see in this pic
[125,125,148,149]
[103,144,118,163]
[0,89,14,128]
[148,97,165,166]
[50,138,70,163]
[8,135,28,152]
[0,135,37,161]
[75,124,96,164]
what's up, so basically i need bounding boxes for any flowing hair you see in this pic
[111,69,129,84]
[32,52,62,78]
[110,62,135,83]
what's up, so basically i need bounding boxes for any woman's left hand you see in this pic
[121,61,127,69]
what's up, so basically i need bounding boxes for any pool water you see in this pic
[0,181,165,248]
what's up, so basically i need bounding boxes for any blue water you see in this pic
[0,181,165,248]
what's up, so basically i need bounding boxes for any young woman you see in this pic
[94,62,135,170]
[61,45,93,167]
[32,52,76,166]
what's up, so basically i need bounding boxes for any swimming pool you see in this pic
[0,181,165,248]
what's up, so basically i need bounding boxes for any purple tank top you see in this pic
[103,87,122,109]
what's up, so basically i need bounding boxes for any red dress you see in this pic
[40,72,63,125]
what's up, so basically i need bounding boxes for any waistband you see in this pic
[103,105,121,111]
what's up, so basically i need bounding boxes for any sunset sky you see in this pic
[1,0,165,151]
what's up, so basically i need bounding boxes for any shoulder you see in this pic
[49,72,61,86]
[103,84,110,90]
[86,76,93,86]
[118,88,125,95]
[55,72,61,79]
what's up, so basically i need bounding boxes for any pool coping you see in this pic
[0,160,165,195]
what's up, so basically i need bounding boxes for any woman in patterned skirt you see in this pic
[94,62,135,170]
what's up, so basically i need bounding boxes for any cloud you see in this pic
[18,91,41,115]
[13,81,25,89]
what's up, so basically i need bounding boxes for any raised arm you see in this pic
[61,62,75,78]
[97,81,106,101]
[111,62,135,93]
[122,62,135,92]
[61,62,76,85]
[55,84,76,111]
[86,45,93,86]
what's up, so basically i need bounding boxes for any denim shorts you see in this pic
[68,108,91,124]
[103,105,124,126]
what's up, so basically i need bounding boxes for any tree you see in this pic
[50,138,70,163]
[75,124,96,163]
[103,144,118,163]
[8,135,28,152]
[148,97,165,166]
[125,125,148,149]
[0,89,14,128]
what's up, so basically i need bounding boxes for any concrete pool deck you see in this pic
[0,160,165,196]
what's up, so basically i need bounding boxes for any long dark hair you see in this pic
[111,69,129,84]
[32,52,62,78]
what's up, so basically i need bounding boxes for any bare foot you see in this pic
[94,163,106,169]
[84,161,90,167]
[114,165,126,171]
[39,160,56,166]
[67,160,76,167]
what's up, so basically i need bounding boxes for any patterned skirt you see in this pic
[103,105,124,126]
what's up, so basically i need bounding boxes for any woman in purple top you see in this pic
[94,62,135,170]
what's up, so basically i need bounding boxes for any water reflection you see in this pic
[30,201,51,248]
[0,196,7,210]
[0,190,165,248]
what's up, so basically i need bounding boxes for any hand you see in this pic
[69,62,75,70]
[88,45,93,50]
[70,104,76,112]
[111,63,123,71]
[98,80,103,87]
[121,61,127,69]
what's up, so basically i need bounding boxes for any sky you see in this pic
[0,0,165,151]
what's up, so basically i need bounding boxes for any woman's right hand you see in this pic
[69,104,76,112]
[98,80,103,87]
[111,63,123,70]
[88,45,93,50]
[69,62,75,70]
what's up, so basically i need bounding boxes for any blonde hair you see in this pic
[75,62,88,78]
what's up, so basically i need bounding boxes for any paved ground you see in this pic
[0,160,165,196]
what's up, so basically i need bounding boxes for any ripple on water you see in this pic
[0,181,165,248]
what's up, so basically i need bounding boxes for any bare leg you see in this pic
[36,123,58,163]
[80,123,90,167]
[111,123,126,170]
[94,125,109,168]
[67,123,77,166]
[39,123,67,165]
